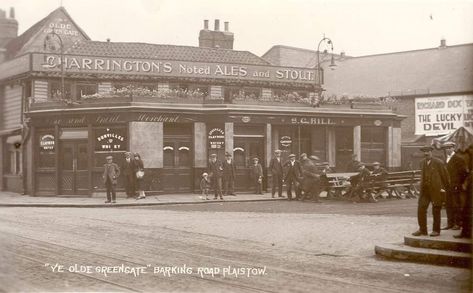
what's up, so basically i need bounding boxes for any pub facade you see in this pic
[0,7,404,196]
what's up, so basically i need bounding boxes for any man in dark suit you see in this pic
[443,142,468,230]
[208,153,223,200]
[122,152,137,198]
[455,143,472,239]
[103,155,120,204]
[284,154,302,200]
[412,146,450,237]
[222,152,237,196]
[269,149,284,198]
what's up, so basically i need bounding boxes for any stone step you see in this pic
[375,243,472,268]
[404,234,472,253]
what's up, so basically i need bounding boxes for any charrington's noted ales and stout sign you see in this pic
[33,53,316,84]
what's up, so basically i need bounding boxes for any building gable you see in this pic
[5,7,89,59]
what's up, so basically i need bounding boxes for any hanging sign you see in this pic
[280,136,292,148]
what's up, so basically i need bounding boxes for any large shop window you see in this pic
[38,132,56,168]
[361,127,386,164]
[49,81,72,100]
[93,127,128,168]
[4,142,22,175]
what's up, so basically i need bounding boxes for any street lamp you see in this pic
[314,35,336,106]
[44,30,65,101]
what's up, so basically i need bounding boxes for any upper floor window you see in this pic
[76,83,98,99]
[49,81,72,100]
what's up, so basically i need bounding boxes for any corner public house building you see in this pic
[0,8,404,196]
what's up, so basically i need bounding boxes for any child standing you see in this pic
[200,172,211,200]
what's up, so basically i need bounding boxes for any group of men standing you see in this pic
[269,150,326,202]
[413,142,472,238]
[207,152,237,200]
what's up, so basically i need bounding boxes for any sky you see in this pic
[2,0,473,57]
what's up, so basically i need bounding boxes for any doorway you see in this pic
[162,136,193,193]
[233,137,265,191]
[60,141,89,195]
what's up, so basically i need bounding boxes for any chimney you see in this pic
[199,19,234,50]
[440,38,446,48]
[340,51,346,58]
[204,19,209,30]
[0,6,18,62]
[106,38,110,42]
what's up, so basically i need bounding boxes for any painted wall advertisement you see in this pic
[415,95,473,136]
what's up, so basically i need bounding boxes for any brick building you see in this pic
[0,7,403,196]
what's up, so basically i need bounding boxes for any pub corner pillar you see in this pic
[353,125,361,161]
[387,126,402,169]
[194,122,207,193]
[265,124,272,191]
[326,127,336,167]
[129,122,163,194]
[25,127,35,195]
[0,137,3,191]
[225,122,234,156]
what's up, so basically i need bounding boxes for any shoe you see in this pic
[429,231,440,237]
[412,230,428,236]
[452,225,461,230]
[441,225,453,230]
[206,198,209,200]
[230,193,236,196]
[220,197,224,200]
[137,196,146,200]
[104,200,111,203]
[111,200,116,204]
[213,197,218,200]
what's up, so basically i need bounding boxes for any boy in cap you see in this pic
[200,172,211,200]
[412,146,449,237]
[222,152,237,196]
[103,155,120,203]
[250,157,263,194]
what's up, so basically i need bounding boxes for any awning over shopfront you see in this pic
[0,126,22,137]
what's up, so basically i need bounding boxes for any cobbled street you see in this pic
[0,199,471,292]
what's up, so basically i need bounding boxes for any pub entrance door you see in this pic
[162,136,193,193]
[60,141,89,195]
[233,137,265,191]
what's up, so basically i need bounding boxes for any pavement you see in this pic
[0,191,285,207]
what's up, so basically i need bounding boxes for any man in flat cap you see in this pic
[371,162,388,199]
[222,152,237,196]
[412,146,449,237]
[103,155,120,203]
[249,157,263,195]
[208,153,224,200]
[284,154,302,200]
[269,149,284,198]
[443,142,468,230]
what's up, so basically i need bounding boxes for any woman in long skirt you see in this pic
[134,153,146,199]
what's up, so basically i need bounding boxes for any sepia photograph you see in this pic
[0,0,472,292]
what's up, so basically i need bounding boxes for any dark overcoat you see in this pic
[420,157,450,206]
[300,158,320,192]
